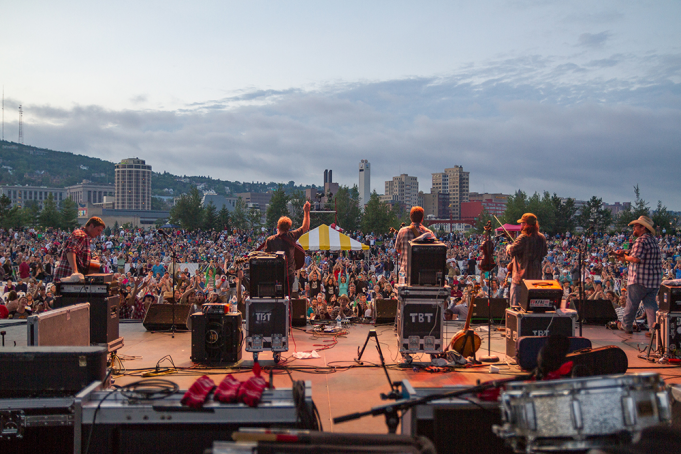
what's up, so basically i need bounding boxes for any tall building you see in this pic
[384,174,419,211]
[115,158,151,211]
[431,166,469,219]
[358,159,370,207]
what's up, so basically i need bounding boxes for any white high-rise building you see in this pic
[359,159,370,207]
[115,157,152,211]
[431,165,469,219]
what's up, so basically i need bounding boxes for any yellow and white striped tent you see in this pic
[298,224,370,251]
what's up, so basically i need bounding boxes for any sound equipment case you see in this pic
[505,308,577,358]
[400,380,514,454]
[245,297,289,361]
[397,286,449,355]
[406,240,447,286]
[659,284,681,312]
[191,311,243,364]
[74,380,315,454]
[656,311,681,359]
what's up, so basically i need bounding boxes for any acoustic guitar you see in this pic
[448,288,482,357]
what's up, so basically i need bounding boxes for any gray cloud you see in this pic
[577,31,611,48]
[15,53,681,210]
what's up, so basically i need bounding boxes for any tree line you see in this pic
[0,193,79,231]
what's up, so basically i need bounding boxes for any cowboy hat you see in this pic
[628,216,655,234]
[517,213,537,225]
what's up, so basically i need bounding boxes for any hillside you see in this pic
[0,140,314,196]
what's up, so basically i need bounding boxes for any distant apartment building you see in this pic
[431,166,469,219]
[235,191,273,213]
[384,174,419,211]
[468,192,509,217]
[115,158,151,211]
[0,185,66,209]
[358,160,371,208]
[66,182,115,206]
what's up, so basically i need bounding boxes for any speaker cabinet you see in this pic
[407,241,446,286]
[142,304,194,331]
[579,299,618,324]
[54,294,120,344]
[249,255,286,298]
[471,298,508,320]
[659,284,681,312]
[291,298,307,327]
[191,312,242,364]
[374,299,398,323]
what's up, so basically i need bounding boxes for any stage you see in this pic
[3,316,678,435]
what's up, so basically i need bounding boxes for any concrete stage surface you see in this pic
[3,317,680,435]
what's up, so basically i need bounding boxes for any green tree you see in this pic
[631,185,650,218]
[266,185,290,228]
[0,195,23,229]
[361,192,395,234]
[652,200,673,233]
[334,185,362,231]
[217,205,231,231]
[169,187,204,230]
[231,197,248,230]
[473,208,494,234]
[248,208,262,230]
[59,198,79,231]
[288,190,308,227]
[203,202,218,230]
[577,196,613,233]
[21,201,40,228]
[550,194,577,234]
[38,193,61,228]
[502,190,528,225]
[151,197,171,211]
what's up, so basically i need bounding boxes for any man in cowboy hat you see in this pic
[617,215,661,336]
[506,213,548,308]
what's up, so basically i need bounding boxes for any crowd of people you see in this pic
[2,215,681,327]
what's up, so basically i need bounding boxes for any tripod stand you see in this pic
[356,329,402,401]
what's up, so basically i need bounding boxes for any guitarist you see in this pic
[395,206,433,281]
[263,201,311,299]
[54,216,106,282]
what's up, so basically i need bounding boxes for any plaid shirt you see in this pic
[53,229,91,281]
[627,232,662,288]
[395,222,433,272]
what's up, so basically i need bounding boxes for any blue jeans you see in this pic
[509,282,519,308]
[622,283,658,332]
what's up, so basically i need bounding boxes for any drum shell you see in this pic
[499,373,671,441]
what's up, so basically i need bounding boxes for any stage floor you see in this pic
[2,317,679,434]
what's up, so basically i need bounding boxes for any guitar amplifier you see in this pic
[191,311,242,365]
[249,253,286,298]
[518,280,563,312]
[656,311,681,359]
[54,294,121,346]
[407,241,447,286]
[659,284,681,312]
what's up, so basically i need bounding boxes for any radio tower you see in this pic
[18,105,23,144]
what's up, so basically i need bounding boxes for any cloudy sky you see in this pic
[2,1,680,209]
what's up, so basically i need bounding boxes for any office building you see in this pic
[431,166,469,219]
[0,185,66,209]
[66,182,115,206]
[384,174,419,211]
[115,158,151,210]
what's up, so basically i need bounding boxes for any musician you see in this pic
[263,201,311,298]
[506,213,548,308]
[54,216,106,282]
[395,206,433,279]
[617,216,662,336]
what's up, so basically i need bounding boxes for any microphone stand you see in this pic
[576,237,585,337]
[480,238,499,363]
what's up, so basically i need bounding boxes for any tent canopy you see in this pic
[495,223,522,232]
[299,224,370,251]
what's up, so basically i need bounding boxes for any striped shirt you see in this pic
[395,222,433,273]
[627,233,662,288]
[53,229,91,281]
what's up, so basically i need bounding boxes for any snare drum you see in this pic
[493,373,671,452]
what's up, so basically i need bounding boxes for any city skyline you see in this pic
[1,2,679,209]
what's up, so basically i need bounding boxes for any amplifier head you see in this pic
[519,279,563,313]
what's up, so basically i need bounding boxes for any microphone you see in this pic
[157,229,169,237]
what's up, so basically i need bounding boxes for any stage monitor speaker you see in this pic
[54,294,120,344]
[659,284,681,312]
[0,346,108,398]
[579,299,618,324]
[471,298,507,320]
[249,254,286,298]
[291,298,307,326]
[407,241,446,286]
[518,280,563,312]
[191,312,242,364]
[143,304,193,331]
[374,299,398,323]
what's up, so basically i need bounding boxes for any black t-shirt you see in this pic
[264,227,304,276]
[309,279,321,297]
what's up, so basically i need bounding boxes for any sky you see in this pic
[2,1,680,210]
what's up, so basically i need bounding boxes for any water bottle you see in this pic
[229,295,237,313]
[336,314,342,328]
[399,269,406,285]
